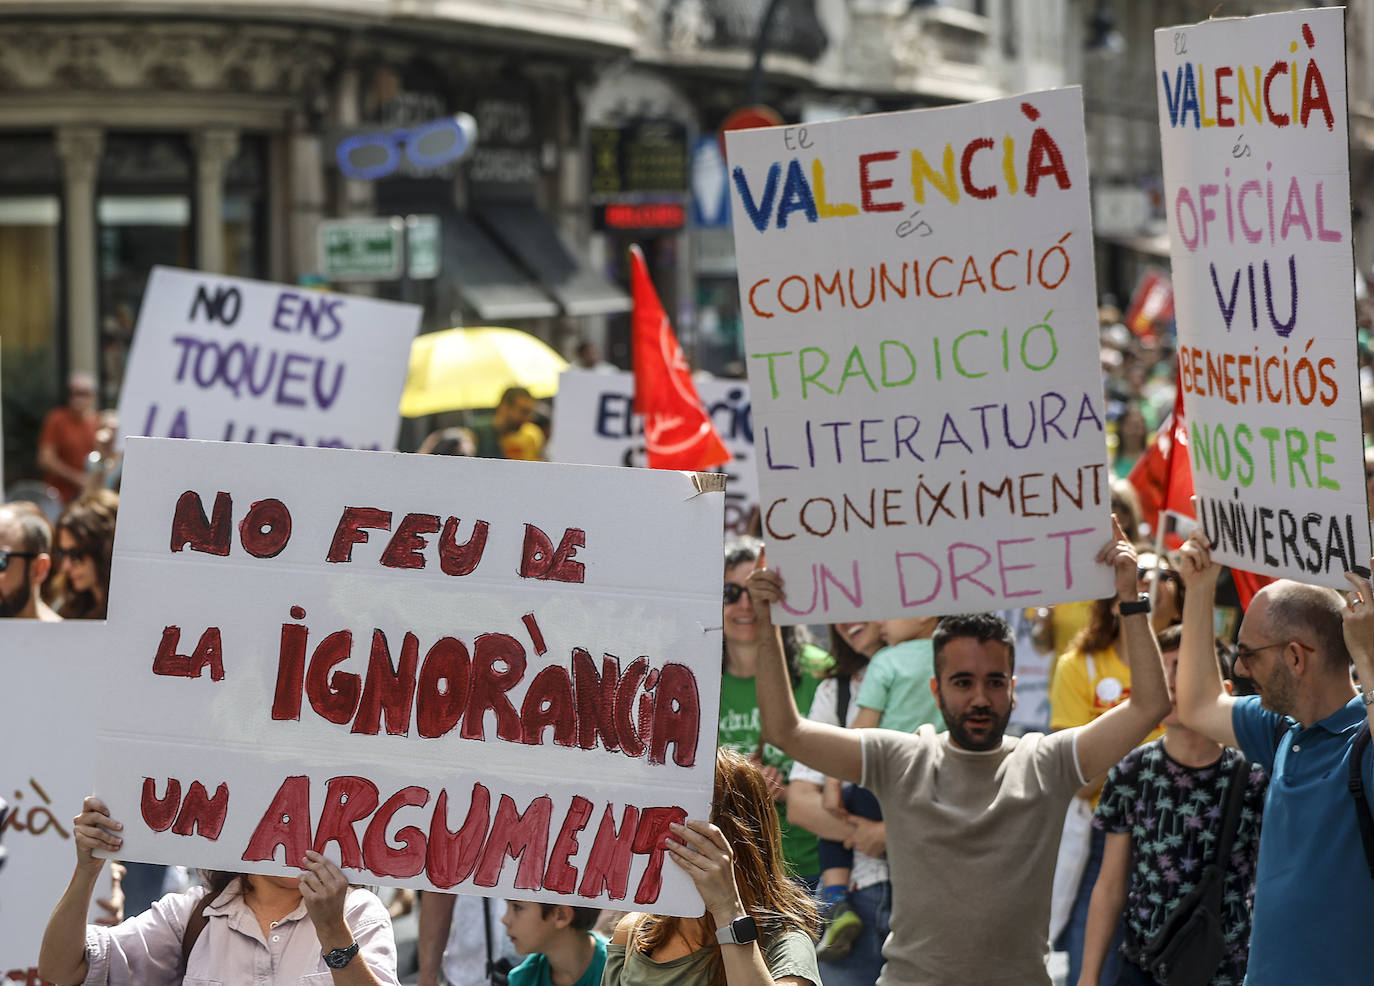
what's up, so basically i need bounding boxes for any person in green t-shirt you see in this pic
[719,537,829,887]
[502,899,607,986]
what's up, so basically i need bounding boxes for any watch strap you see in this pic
[323,940,360,969]
[1118,593,1151,616]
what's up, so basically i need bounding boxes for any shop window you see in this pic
[225,135,267,279]
[0,193,62,490]
[97,134,193,408]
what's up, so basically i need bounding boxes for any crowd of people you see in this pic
[7,310,1374,986]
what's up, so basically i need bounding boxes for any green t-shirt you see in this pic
[718,659,824,879]
[603,926,820,986]
[507,933,607,986]
[855,638,945,734]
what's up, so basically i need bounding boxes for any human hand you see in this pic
[1177,528,1221,590]
[1342,563,1374,682]
[821,777,844,815]
[93,861,126,926]
[757,763,786,802]
[666,820,744,923]
[72,797,121,874]
[842,817,886,858]
[1097,516,1139,603]
[745,568,784,628]
[300,851,353,950]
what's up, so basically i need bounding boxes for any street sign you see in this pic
[319,217,403,281]
[318,215,440,281]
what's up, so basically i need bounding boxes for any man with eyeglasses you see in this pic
[1175,532,1374,986]
[0,502,61,621]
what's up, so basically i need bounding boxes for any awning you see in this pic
[475,203,632,317]
[445,209,560,320]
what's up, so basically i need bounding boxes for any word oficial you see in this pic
[168,490,586,583]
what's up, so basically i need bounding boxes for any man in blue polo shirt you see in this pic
[1175,533,1374,986]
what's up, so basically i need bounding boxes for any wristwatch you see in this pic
[715,914,759,946]
[1118,593,1151,616]
[323,941,360,969]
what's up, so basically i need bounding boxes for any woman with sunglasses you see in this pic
[53,489,118,620]
[718,537,830,892]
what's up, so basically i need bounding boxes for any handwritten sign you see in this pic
[1,623,112,980]
[93,439,723,914]
[726,90,1113,622]
[1155,9,1369,585]
[551,368,758,535]
[116,266,420,452]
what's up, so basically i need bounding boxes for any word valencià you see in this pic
[1162,22,1334,131]
[168,490,587,584]
[733,102,1072,233]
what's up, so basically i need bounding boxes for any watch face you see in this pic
[732,915,758,943]
[324,943,359,969]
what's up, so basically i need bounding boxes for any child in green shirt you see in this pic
[503,899,607,986]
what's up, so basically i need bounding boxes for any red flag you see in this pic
[1123,268,1174,341]
[630,245,731,470]
[1127,369,1273,607]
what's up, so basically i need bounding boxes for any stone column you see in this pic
[192,128,241,274]
[55,126,105,379]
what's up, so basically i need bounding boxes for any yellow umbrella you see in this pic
[400,326,569,416]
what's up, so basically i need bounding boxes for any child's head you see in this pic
[501,899,600,955]
[880,616,939,646]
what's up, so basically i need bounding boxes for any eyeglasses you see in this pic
[723,583,751,605]
[0,549,37,572]
[1137,566,1180,585]
[54,547,89,565]
[1233,639,1315,664]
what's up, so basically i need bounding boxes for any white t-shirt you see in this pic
[443,896,519,986]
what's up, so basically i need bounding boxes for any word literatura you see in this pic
[732,102,1072,233]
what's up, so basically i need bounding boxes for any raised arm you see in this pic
[1174,532,1238,747]
[1074,520,1171,781]
[39,797,121,986]
[1341,563,1374,735]
[746,569,863,784]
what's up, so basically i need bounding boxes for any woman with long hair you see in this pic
[605,749,821,986]
[719,537,829,889]
[53,489,118,620]
[38,797,398,985]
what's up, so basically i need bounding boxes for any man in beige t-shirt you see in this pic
[747,523,1169,986]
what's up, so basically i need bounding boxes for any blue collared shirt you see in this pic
[1232,694,1374,985]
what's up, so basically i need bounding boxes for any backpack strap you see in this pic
[180,890,213,968]
[1348,721,1374,879]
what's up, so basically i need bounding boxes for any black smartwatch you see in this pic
[716,914,759,946]
[1118,593,1151,616]
[323,941,360,969]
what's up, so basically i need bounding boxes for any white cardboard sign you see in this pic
[1,623,112,980]
[551,368,758,536]
[116,266,420,452]
[726,90,1113,623]
[93,439,723,914]
[1155,9,1369,585]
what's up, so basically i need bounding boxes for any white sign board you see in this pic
[93,439,723,914]
[117,266,420,452]
[1,624,112,980]
[551,368,758,536]
[726,90,1113,623]
[1155,9,1369,585]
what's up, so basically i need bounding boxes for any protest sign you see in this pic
[551,368,758,535]
[1155,8,1370,586]
[1,623,112,980]
[93,438,724,914]
[726,90,1113,622]
[116,266,420,452]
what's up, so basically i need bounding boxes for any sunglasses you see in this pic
[723,583,751,605]
[0,549,37,572]
[54,547,90,564]
[1137,566,1180,585]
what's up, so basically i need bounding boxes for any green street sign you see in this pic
[319,217,403,280]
